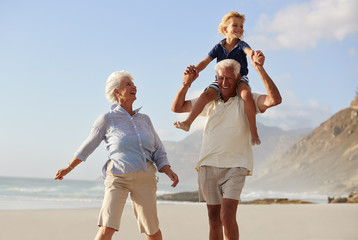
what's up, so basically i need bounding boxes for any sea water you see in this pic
[0,176,195,210]
[0,176,328,210]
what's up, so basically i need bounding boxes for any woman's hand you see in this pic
[54,166,72,180]
[160,165,179,187]
[55,158,81,180]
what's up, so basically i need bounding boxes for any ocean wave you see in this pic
[6,187,57,194]
[241,189,327,203]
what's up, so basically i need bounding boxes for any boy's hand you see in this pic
[251,50,265,67]
[184,65,197,75]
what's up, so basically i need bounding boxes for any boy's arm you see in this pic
[244,47,254,56]
[195,56,212,72]
[245,48,265,66]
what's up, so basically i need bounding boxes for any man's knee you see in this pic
[207,205,222,226]
[220,199,238,226]
[220,209,237,226]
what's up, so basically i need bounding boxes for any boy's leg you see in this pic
[237,82,261,145]
[174,87,218,131]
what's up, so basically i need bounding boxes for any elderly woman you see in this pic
[55,70,179,240]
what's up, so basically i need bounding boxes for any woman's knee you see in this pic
[146,229,162,240]
[96,226,116,239]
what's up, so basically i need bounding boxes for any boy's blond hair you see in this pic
[218,11,245,35]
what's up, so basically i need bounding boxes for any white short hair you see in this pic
[105,70,134,103]
[214,59,241,78]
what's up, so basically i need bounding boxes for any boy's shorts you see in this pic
[98,160,159,235]
[198,166,248,205]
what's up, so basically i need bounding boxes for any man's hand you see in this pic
[182,65,199,87]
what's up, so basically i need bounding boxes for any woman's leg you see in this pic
[146,229,163,240]
[131,162,161,237]
[96,161,129,239]
[94,226,116,240]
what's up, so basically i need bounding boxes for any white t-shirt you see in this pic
[192,93,262,175]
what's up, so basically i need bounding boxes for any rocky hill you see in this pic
[247,94,358,195]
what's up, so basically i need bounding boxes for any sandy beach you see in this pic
[1,203,357,240]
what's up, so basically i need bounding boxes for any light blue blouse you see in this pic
[74,104,170,177]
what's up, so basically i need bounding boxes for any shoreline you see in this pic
[0,195,348,211]
[1,191,354,211]
[157,190,357,204]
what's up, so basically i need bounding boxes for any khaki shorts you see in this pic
[98,161,159,235]
[198,166,248,205]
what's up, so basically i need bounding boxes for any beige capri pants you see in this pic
[98,160,159,235]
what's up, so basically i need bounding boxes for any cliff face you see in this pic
[350,93,358,110]
[248,94,358,195]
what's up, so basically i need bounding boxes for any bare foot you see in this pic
[251,132,261,146]
[173,121,190,132]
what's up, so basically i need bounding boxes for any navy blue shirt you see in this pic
[208,39,251,76]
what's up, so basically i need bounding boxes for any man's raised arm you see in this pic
[171,66,198,113]
[252,51,282,113]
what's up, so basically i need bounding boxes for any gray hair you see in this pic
[105,70,134,103]
[214,59,241,78]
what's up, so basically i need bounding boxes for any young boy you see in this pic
[174,11,263,145]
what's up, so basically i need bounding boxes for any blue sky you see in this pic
[1,0,357,180]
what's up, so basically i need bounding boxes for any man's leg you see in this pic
[221,198,239,240]
[207,204,224,240]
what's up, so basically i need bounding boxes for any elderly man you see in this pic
[171,52,281,240]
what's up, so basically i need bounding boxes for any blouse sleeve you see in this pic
[74,114,109,161]
[146,115,170,172]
